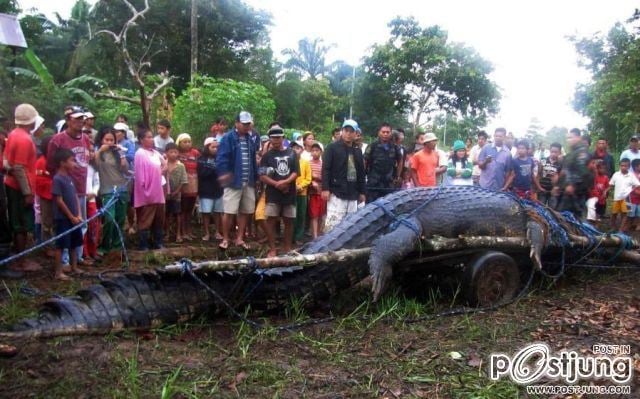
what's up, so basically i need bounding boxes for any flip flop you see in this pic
[235,241,250,250]
[218,240,229,250]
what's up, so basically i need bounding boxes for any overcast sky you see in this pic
[18,0,638,136]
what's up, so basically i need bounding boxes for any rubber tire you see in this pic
[463,251,520,307]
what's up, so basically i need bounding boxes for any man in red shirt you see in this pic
[46,106,94,266]
[410,133,446,187]
[4,104,41,272]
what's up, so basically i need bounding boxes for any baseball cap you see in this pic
[14,103,39,125]
[84,111,95,119]
[630,135,639,141]
[342,119,359,131]
[423,133,438,143]
[204,137,216,146]
[113,122,129,132]
[236,111,253,124]
[311,141,324,151]
[68,106,85,119]
[268,126,285,137]
[260,135,269,143]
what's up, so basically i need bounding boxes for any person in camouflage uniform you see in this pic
[554,128,593,218]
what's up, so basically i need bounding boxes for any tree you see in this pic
[172,76,275,145]
[545,126,568,149]
[94,0,172,128]
[525,117,545,145]
[282,37,334,80]
[432,113,487,148]
[572,16,640,153]
[364,17,500,131]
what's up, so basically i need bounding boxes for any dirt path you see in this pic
[0,246,638,398]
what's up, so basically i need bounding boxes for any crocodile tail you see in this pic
[0,272,223,339]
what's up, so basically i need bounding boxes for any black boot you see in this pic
[152,228,164,250]
[138,230,150,250]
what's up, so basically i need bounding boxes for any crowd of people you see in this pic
[0,102,637,280]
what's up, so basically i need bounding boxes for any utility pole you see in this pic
[349,64,355,119]
[190,0,198,81]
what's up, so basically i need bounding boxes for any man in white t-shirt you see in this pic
[153,119,174,154]
[620,135,640,163]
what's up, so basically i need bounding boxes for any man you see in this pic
[259,126,299,257]
[554,128,592,217]
[620,135,640,164]
[365,123,403,202]
[410,133,445,187]
[154,119,174,153]
[505,131,517,157]
[331,127,341,142]
[322,119,366,231]
[538,142,563,208]
[114,122,136,168]
[83,111,97,143]
[216,111,259,250]
[46,105,94,266]
[591,137,615,178]
[392,128,407,168]
[470,130,488,185]
[478,128,513,191]
[355,128,368,155]
[4,104,41,275]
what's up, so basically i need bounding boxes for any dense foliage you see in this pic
[572,12,640,153]
[172,77,275,144]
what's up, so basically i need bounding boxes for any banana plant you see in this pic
[8,48,106,105]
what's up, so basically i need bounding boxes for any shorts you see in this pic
[265,203,296,218]
[611,199,628,214]
[628,203,640,218]
[324,194,358,232]
[55,218,84,250]
[166,199,181,215]
[181,195,197,214]
[222,184,256,214]
[255,192,266,221]
[6,185,34,233]
[200,197,223,214]
[308,194,326,218]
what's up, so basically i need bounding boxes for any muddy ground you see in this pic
[0,239,639,398]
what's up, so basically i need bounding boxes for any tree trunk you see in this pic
[190,0,198,81]
[140,86,150,129]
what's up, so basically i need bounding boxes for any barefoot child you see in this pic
[165,143,188,242]
[52,149,85,280]
[586,161,609,225]
[176,133,200,240]
[308,142,326,239]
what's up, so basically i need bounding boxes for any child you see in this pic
[52,149,85,280]
[83,161,101,261]
[154,119,173,153]
[290,141,311,244]
[586,161,609,224]
[254,151,269,243]
[446,140,473,186]
[165,143,188,242]
[197,137,223,241]
[35,136,54,256]
[401,167,415,189]
[308,142,325,239]
[176,133,200,240]
[609,158,640,232]
[538,142,562,208]
[505,139,543,199]
[626,159,640,231]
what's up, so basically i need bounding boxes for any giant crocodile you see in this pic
[1,185,638,338]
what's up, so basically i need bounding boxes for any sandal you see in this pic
[235,241,250,250]
[202,235,210,242]
[218,240,229,250]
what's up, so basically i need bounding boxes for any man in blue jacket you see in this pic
[216,111,259,250]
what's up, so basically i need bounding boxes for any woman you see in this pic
[446,140,473,186]
[94,127,129,259]
[301,131,315,161]
[134,130,167,250]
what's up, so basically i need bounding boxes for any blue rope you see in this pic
[370,200,421,236]
[0,184,130,268]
